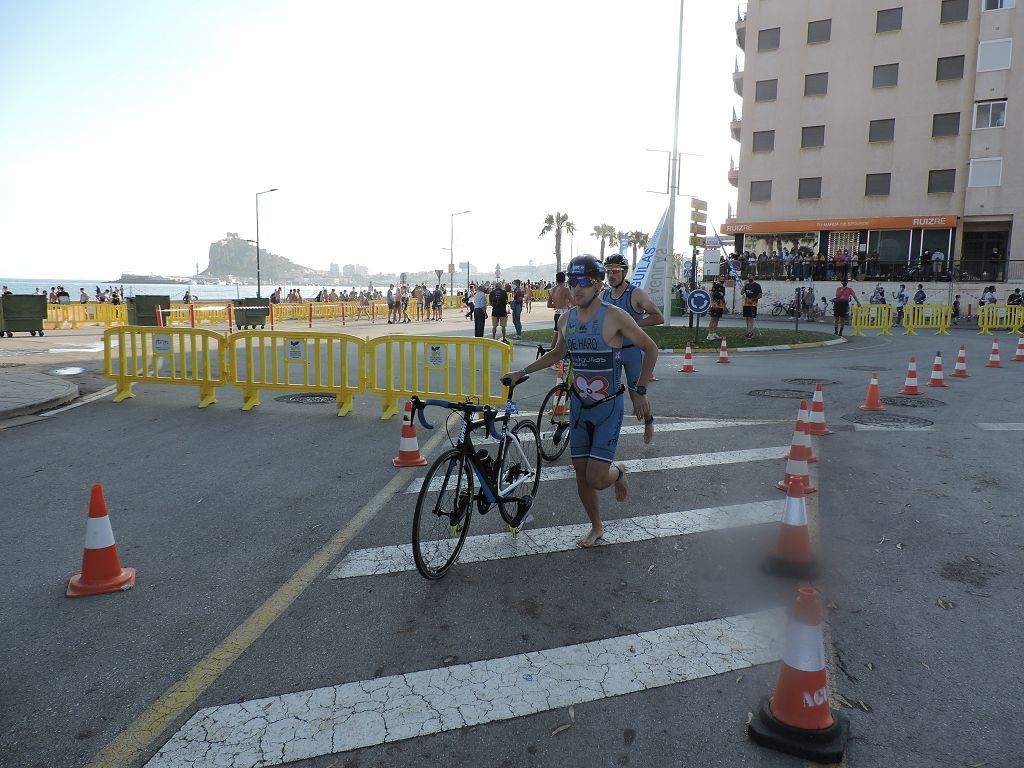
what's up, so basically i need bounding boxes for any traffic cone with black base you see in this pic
[806,383,832,436]
[952,345,970,377]
[986,338,1003,368]
[748,586,849,763]
[392,401,428,467]
[858,371,886,411]
[926,352,947,387]
[899,356,922,395]
[66,485,136,598]
[1012,337,1024,362]
[765,475,818,578]
[716,337,730,363]
[678,343,696,373]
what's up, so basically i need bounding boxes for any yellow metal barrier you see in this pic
[851,304,894,336]
[977,304,1023,335]
[46,303,97,329]
[365,335,513,420]
[94,303,127,327]
[226,330,364,416]
[104,326,226,408]
[902,304,951,336]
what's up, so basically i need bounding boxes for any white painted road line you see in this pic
[534,419,779,442]
[329,500,784,579]
[145,610,783,768]
[405,446,789,494]
[977,423,1024,431]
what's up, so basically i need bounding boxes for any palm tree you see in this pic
[591,224,617,259]
[628,231,650,270]
[539,212,575,273]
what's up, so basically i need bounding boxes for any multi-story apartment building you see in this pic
[725,0,1020,281]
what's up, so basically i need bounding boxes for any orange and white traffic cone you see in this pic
[926,352,947,387]
[952,344,970,377]
[777,430,817,494]
[800,400,817,464]
[678,343,696,373]
[66,485,136,598]
[748,586,849,763]
[858,371,886,411]
[785,401,814,464]
[986,338,1003,368]
[806,383,832,436]
[1012,337,1024,362]
[392,401,428,467]
[899,356,922,395]
[765,476,818,578]
[716,337,730,364]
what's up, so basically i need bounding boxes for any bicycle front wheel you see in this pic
[497,420,542,526]
[770,305,784,317]
[412,449,474,579]
[537,383,571,462]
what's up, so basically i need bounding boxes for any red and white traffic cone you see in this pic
[392,401,428,467]
[1012,337,1024,362]
[785,401,815,464]
[765,475,818,578]
[800,400,817,464]
[806,383,832,436]
[859,371,886,411]
[748,586,849,763]
[678,343,696,373]
[777,429,817,494]
[926,352,947,387]
[899,356,922,395]
[951,345,970,377]
[66,485,136,598]
[986,338,1003,368]
[716,337,730,364]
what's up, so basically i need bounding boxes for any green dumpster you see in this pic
[0,295,48,337]
[233,298,270,330]
[127,295,171,327]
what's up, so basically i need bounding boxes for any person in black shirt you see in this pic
[489,282,510,343]
[741,276,762,339]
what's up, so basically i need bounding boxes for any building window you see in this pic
[941,0,969,23]
[755,79,778,101]
[798,177,822,200]
[969,157,1003,187]
[804,72,828,96]
[807,19,832,43]
[752,130,775,152]
[974,100,1007,128]
[936,55,966,81]
[877,7,903,33]
[928,169,956,193]
[865,173,892,196]
[978,39,1013,72]
[758,27,781,51]
[801,125,826,148]
[869,118,896,142]
[750,180,772,202]
[873,63,899,88]
[984,0,1015,9]
[932,112,961,137]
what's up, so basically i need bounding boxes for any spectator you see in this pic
[892,284,909,326]
[511,280,525,339]
[741,275,763,339]
[931,249,945,280]
[913,284,927,305]
[79,288,90,303]
[1008,288,1023,306]
[472,283,487,337]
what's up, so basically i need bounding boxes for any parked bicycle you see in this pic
[409,375,541,579]
[769,299,800,318]
[534,344,572,462]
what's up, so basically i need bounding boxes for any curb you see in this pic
[0,382,79,422]
[657,337,847,354]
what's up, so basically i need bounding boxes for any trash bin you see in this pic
[0,295,48,337]
[233,298,270,330]
[127,295,171,327]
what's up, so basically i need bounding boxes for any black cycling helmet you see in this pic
[604,253,628,271]
[567,254,606,280]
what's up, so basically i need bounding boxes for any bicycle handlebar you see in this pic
[410,395,514,441]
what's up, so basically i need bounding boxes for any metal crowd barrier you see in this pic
[850,304,894,336]
[977,305,1023,335]
[902,304,952,336]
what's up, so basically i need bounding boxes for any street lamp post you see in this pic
[255,188,279,298]
[450,210,471,294]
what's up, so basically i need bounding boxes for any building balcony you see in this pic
[733,67,744,97]
[736,4,747,50]
[730,109,742,141]
[727,160,739,188]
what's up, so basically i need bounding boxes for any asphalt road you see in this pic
[1,324,1021,767]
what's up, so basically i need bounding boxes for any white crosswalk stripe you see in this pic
[145,610,783,768]
[977,423,1024,431]
[329,500,783,579]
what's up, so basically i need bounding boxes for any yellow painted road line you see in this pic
[86,427,447,768]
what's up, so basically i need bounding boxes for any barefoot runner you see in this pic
[547,271,572,348]
[506,255,658,548]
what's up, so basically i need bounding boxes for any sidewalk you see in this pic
[0,368,79,420]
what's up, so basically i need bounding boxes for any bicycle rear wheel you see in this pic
[412,449,474,579]
[497,420,542,526]
[537,383,571,462]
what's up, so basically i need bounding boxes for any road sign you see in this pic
[689,236,703,246]
[434,269,443,282]
[691,197,708,212]
[691,211,707,223]
[448,263,455,274]
[687,288,712,315]
[690,223,706,236]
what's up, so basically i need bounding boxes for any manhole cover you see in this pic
[841,413,933,428]
[748,389,815,399]
[847,365,891,372]
[51,366,86,376]
[783,378,839,386]
[274,393,338,404]
[880,396,945,408]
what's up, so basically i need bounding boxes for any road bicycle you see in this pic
[409,376,541,579]
[534,344,573,462]
[769,299,800,318]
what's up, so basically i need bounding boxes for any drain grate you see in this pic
[880,396,945,408]
[841,412,933,428]
[274,393,338,404]
[783,378,839,386]
[748,389,814,399]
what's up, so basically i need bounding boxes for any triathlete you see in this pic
[602,253,663,444]
[506,255,658,549]
[546,271,572,348]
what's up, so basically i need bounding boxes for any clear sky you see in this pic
[0,0,740,279]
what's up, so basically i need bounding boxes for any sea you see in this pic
[0,278,372,301]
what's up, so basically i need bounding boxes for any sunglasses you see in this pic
[569,276,598,288]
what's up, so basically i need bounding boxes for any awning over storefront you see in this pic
[722,215,958,235]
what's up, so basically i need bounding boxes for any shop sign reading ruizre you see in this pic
[721,215,958,235]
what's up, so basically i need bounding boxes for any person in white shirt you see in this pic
[892,284,909,326]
